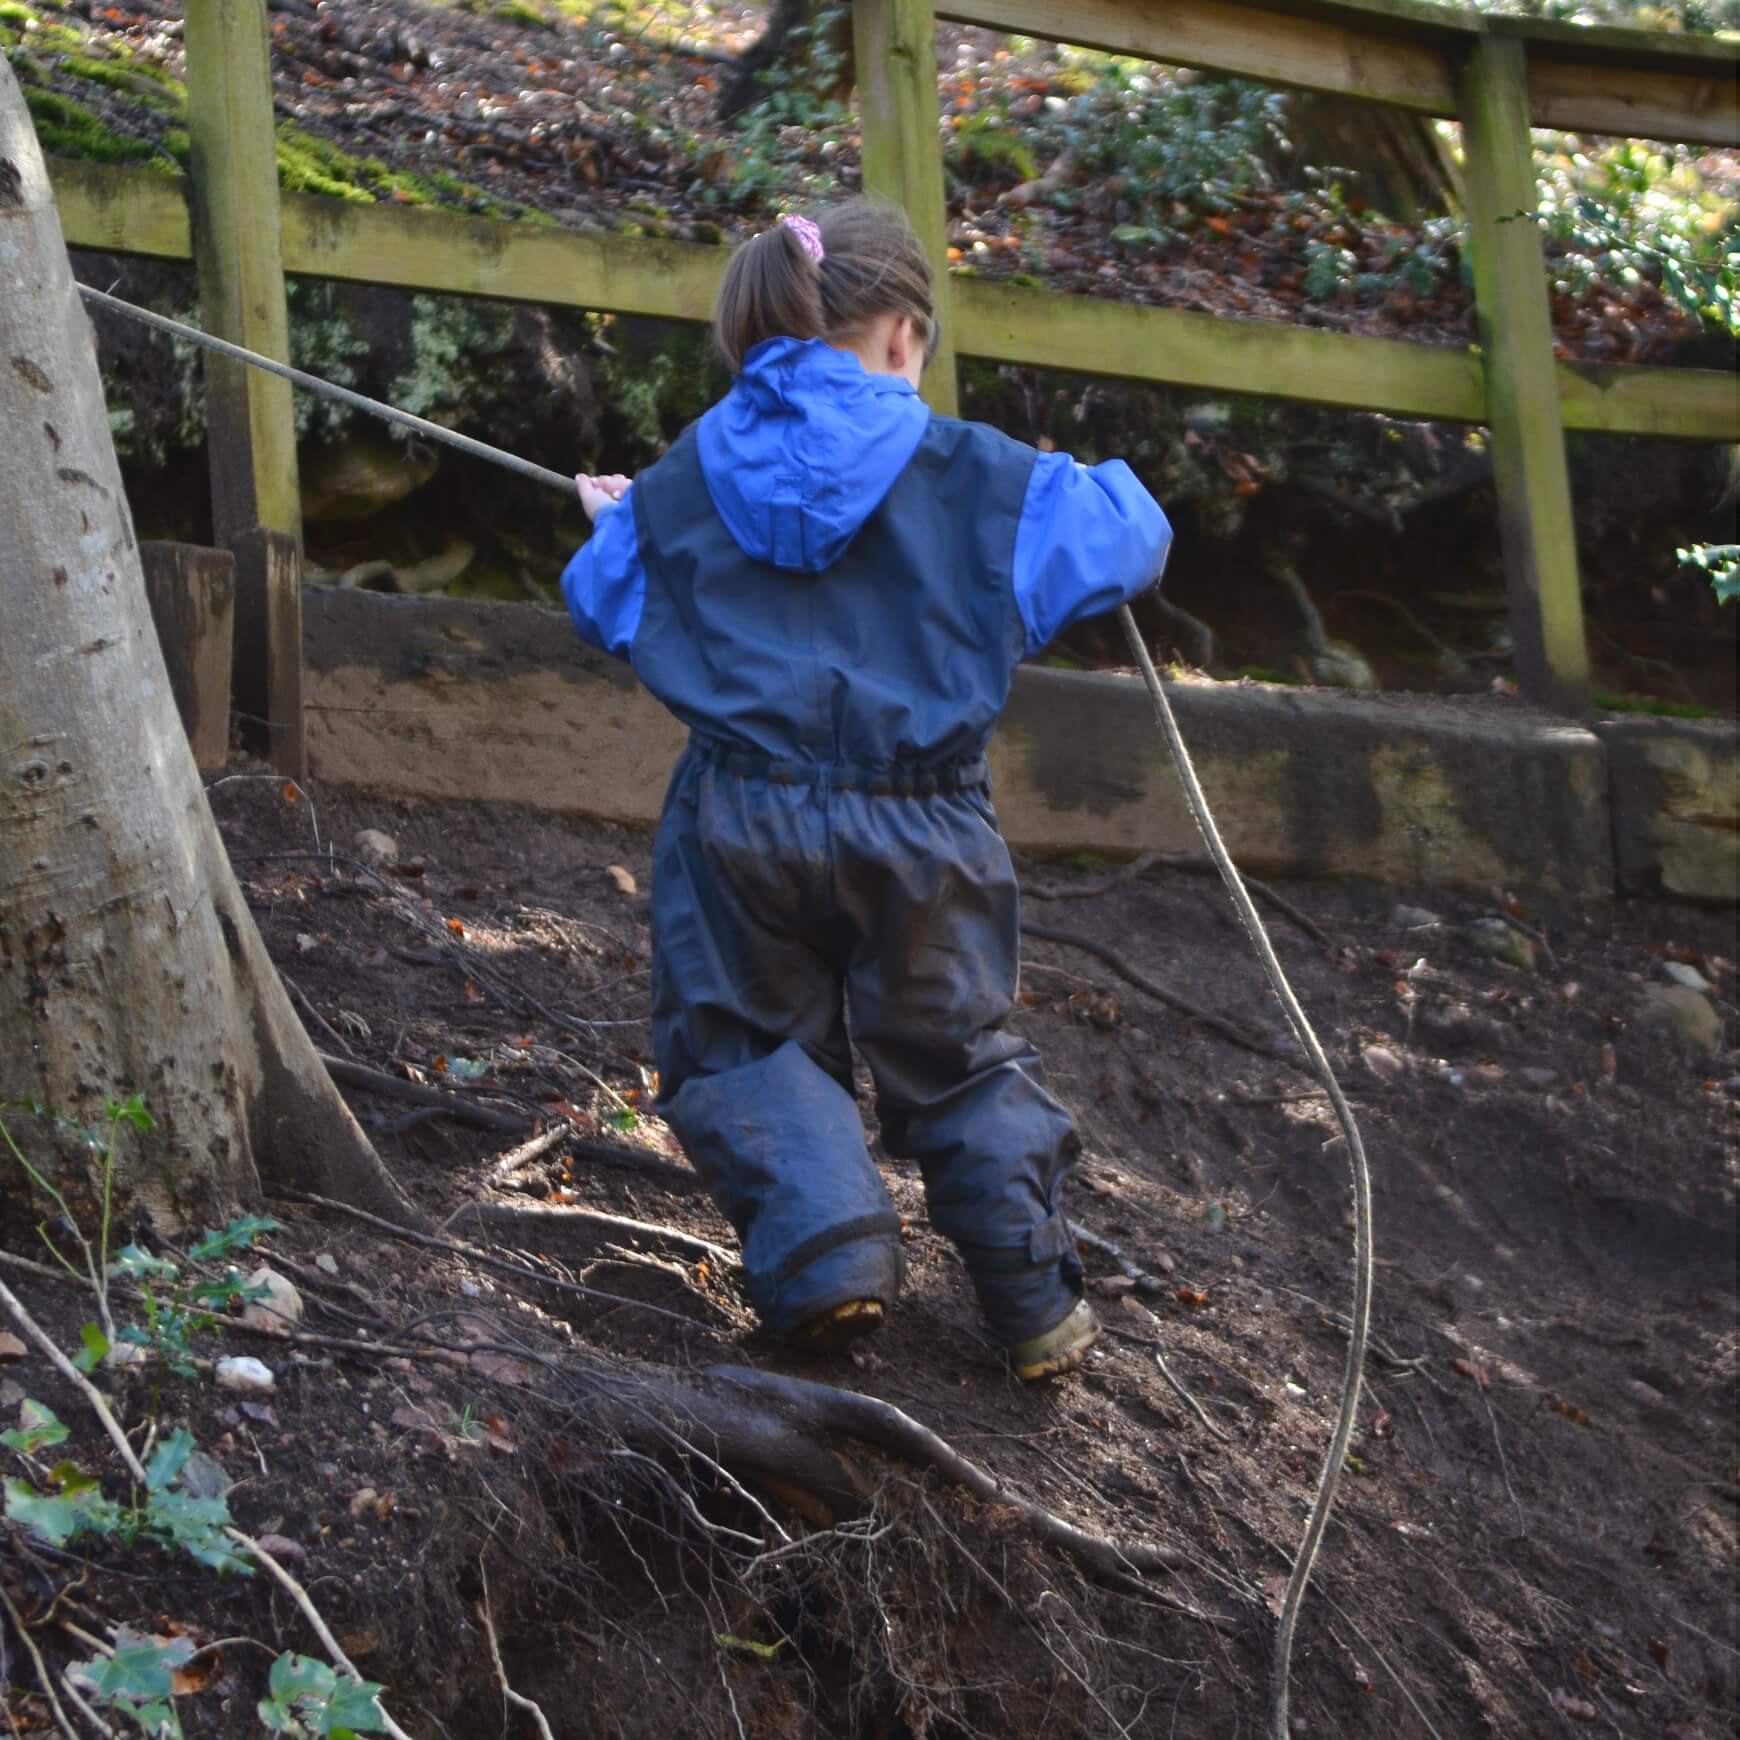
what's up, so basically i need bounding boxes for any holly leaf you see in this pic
[110,1244,178,1282]
[145,1489,248,1573]
[4,1471,118,1546]
[1,1398,69,1454]
[188,1216,282,1261]
[145,1429,194,1493]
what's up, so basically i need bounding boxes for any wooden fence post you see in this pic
[853,0,960,416]
[230,527,306,781]
[140,542,236,772]
[183,0,301,550]
[1459,34,1591,715]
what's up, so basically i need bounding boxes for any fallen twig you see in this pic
[449,1200,733,1267]
[0,1280,147,1483]
[1067,1221,1169,1296]
[320,1055,529,1135]
[1022,857,1331,950]
[478,1564,556,1740]
[1021,922,1289,1058]
[284,973,356,1059]
[228,1529,416,1740]
[483,1119,586,1188]
[0,1583,81,1740]
[270,1190,705,1330]
[1154,1350,1234,1445]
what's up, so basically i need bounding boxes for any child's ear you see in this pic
[888,316,923,384]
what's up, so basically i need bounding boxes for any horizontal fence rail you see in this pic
[52,159,1739,445]
[936,0,1740,145]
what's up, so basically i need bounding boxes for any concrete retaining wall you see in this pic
[302,589,1736,903]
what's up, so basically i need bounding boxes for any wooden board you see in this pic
[50,161,1735,443]
[1461,36,1589,714]
[938,0,1737,140]
[140,542,236,771]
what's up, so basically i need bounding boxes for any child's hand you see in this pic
[576,472,631,523]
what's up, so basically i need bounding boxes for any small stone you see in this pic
[1518,1066,1559,1090]
[353,829,399,866]
[255,1532,306,1562]
[315,1253,339,1276]
[1661,961,1713,994]
[238,1266,304,1337]
[0,1332,26,1361]
[348,1486,380,1519]
[1390,904,1442,930]
[215,1356,275,1394]
[1153,1251,1176,1275]
[1635,986,1723,1054]
[1459,919,1537,972]
[605,864,638,897]
[0,1379,24,1409]
[1090,1276,1138,1297]
[1361,1044,1406,1083]
[1623,1379,1667,1410]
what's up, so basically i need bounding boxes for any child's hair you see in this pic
[713,198,938,374]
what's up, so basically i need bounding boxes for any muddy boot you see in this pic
[789,1298,886,1354]
[1006,1298,1100,1383]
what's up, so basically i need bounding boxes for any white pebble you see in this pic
[215,1356,275,1394]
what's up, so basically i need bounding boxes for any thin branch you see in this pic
[1068,1221,1170,1296]
[269,1190,703,1330]
[0,1583,82,1740]
[320,1056,528,1135]
[478,1564,556,1740]
[0,1280,147,1483]
[227,1530,417,1740]
[1154,1350,1234,1445]
[1022,922,1288,1058]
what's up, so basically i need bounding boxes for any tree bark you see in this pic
[0,58,421,1232]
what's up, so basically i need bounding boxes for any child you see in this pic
[563,201,1170,1381]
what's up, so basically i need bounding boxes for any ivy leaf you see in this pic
[69,1626,192,1705]
[71,1321,110,1375]
[188,1215,282,1261]
[1,1398,69,1455]
[4,1471,118,1546]
[321,1679,391,1734]
[110,1244,179,1282]
[144,1428,194,1494]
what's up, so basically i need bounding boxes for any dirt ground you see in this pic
[2,767,1736,1739]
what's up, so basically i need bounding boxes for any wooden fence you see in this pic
[44,0,1740,737]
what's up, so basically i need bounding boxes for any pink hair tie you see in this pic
[778,213,824,264]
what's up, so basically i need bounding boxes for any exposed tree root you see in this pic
[448,1200,732,1267]
[1022,922,1290,1058]
[320,1055,529,1134]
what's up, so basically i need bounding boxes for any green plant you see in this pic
[3,1411,248,1570]
[257,1653,390,1736]
[68,1628,195,1739]
[1677,541,1740,602]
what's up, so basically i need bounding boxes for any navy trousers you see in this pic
[652,746,1084,1341]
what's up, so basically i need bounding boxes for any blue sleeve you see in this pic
[1011,453,1172,658]
[559,493,645,663]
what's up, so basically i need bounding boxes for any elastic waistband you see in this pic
[689,739,990,798]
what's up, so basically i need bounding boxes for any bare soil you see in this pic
[2,765,1735,1739]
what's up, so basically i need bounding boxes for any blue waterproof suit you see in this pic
[562,338,1170,1342]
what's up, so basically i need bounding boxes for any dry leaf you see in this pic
[1451,1357,1490,1389]
[0,1332,26,1361]
[606,865,638,897]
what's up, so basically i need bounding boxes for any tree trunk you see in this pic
[1284,95,1460,221]
[0,59,420,1233]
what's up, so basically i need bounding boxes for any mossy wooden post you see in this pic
[183,0,299,548]
[185,0,302,772]
[1460,35,1590,715]
[853,0,959,416]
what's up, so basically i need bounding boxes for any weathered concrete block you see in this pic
[994,669,1613,898]
[1595,717,1739,904]
[304,591,1615,898]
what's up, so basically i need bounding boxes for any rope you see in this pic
[1117,602,1373,1740]
[82,285,1374,1731]
[75,284,575,497]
